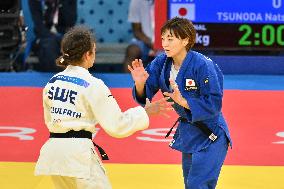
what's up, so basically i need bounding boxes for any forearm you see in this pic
[99,106,149,138]
[135,82,146,98]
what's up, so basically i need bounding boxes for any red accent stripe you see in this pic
[0,88,284,166]
[154,0,167,50]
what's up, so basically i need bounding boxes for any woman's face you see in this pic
[86,43,96,69]
[161,29,188,58]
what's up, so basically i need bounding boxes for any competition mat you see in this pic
[0,73,284,189]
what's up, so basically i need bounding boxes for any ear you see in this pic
[83,51,91,61]
[182,38,189,47]
[82,52,87,61]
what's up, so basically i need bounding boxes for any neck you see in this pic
[72,61,89,70]
[172,50,187,68]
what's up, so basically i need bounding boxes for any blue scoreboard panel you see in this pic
[168,0,284,50]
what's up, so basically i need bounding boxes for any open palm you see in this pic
[128,59,149,86]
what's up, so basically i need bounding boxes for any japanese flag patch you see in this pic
[185,79,197,90]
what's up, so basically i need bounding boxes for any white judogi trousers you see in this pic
[35,138,112,189]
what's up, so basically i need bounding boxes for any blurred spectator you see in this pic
[28,0,77,72]
[123,0,155,72]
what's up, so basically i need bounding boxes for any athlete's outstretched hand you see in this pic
[163,79,190,109]
[144,97,174,118]
[128,59,149,88]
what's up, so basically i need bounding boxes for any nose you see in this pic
[162,40,169,48]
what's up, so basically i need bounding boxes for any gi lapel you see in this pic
[159,57,172,92]
[176,51,194,92]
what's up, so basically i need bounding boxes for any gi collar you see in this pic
[175,51,194,91]
[65,65,91,76]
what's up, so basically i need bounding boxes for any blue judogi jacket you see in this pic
[133,51,232,153]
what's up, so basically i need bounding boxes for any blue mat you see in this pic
[0,72,284,90]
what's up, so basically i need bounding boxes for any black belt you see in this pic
[165,117,218,142]
[49,130,109,160]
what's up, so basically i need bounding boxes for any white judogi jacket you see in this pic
[35,65,149,179]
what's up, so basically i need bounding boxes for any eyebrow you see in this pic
[162,34,174,38]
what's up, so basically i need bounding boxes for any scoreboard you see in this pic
[155,0,284,51]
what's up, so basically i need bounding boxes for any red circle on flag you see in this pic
[178,7,187,16]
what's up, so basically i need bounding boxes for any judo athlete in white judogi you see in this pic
[34,26,172,189]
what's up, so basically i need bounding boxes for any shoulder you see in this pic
[88,76,109,92]
[152,53,167,66]
[155,53,167,61]
[88,76,105,87]
[43,72,60,93]
[191,51,223,75]
[146,53,167,72]
[45,72,61,87]
[191,51,214,68]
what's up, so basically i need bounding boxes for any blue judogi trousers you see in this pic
[182,132,228,189]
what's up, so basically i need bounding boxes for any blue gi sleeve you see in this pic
[183,62,223,122]
[132,54,166,106]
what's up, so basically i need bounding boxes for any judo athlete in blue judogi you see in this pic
[128,17,232,189]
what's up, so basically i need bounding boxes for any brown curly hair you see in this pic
[56,25,96,68]
[161,17,196,51]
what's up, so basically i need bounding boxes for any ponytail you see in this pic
[56,54,69,68]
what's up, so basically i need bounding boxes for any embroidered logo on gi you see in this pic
[185,79,197,90]
[204,78,209,84]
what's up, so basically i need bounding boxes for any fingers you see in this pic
[163,92,173,99]
[146,98,150,105]
[152,97,174,112]
[131,59,143,69]
[127,65,134,72]
[157,96,170,102]
[145,96,175,117]
[169,79,178,90]
[129,59,146,75]
[155,97,174,106]
[137,59,143,67]
[158,106,174,112]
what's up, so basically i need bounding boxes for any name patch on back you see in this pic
[48,86,78,105]
[49,75,90,88]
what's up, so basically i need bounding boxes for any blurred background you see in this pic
[0,0,283,73]
[0,0,284,188]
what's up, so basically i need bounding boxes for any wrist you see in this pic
[135,83,146,100]
[135,82,145,90]
[181,98,189,109]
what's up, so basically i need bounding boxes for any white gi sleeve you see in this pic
[42,87,51,127]
[87,79,149,138]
